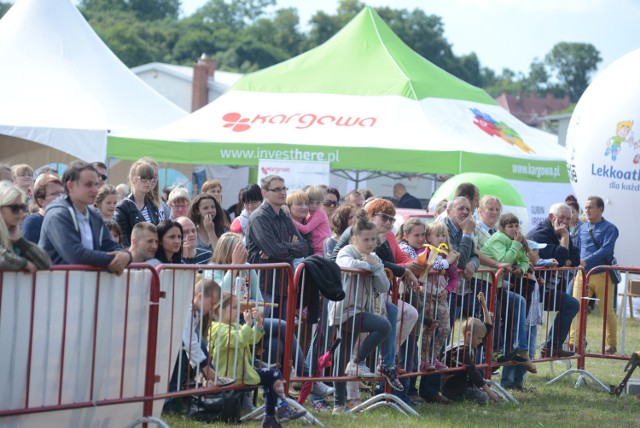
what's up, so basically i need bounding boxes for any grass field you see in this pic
[163,307,640,428]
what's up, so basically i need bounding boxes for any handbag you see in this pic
[587,226,621,285]
[186,386,244,423]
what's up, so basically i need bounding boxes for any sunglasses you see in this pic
[2,203,28,214]
[323,200,338,207]
[375,212,396,224]
[99,174,108,181]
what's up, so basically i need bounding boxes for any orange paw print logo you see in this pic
[223,112,251,132]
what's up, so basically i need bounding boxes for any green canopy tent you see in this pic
[108,7,567,185]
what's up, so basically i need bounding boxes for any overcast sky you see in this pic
[180,0,640,76]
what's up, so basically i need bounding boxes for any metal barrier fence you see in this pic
[0,264,161,427]
[2,262,636,425]
[563,265,640,392]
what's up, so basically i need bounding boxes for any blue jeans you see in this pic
[262,318,309,377]
[501,325,538,388]
[383,301,398,367]
[498,289,529,352]
[540,287,579,350]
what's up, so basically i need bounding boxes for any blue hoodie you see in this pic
[39,195,127,266]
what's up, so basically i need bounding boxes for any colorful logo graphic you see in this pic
[470,108,534,154]
[222,112,377,132]
[604,120,637,162]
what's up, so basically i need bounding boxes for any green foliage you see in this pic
[545,42,602,102]
[75,0,602,104]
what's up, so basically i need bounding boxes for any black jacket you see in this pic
[298,255,345,324]
[115,194,162,247]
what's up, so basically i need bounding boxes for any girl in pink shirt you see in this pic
[291,186,331,256]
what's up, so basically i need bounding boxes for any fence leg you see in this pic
[485,379,519,404]
[547,367,609,392]
[349,392,419,416]
[241,398,326,427]
[126,416,170,428]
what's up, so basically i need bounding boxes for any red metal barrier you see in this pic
[0,264,160,426]
[151,261,305,428]
[581,266,639,364]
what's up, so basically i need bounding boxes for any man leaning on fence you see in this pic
[245,175,311,319]
[39,161,131,274]
[570,196,619,355]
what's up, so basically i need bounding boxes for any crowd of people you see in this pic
[0,158,620,427]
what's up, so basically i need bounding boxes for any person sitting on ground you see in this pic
[164,277,234,414]
[290,186,331,257]
[0,181,50,271]
[94,185,119,221]
[168,187,191,220]
[189,192,230,253]
[177,216,212,264]
[208,232,322,399]
[229,184,263,235]
[128,222,159,263]
[22,174,63,244]
[209,292,306,428]
[39,161,131,274]
[441,292,500,404]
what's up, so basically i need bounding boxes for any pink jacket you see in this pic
[292,209,331,256]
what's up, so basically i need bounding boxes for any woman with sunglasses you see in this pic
[0,181,50,271]
[321,187,340,219]
[115,160,166,247]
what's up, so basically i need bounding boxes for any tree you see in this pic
[545,42,601,102]
[193,0,275,32]
[79,0,180,21]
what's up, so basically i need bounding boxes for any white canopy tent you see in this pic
[0,0,186,165]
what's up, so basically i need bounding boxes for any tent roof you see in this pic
[233,8,496,104]
[109,7,567,183]
[0,0,186,161]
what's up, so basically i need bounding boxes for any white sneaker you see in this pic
[312,381,335,398]
[345,361,376,378]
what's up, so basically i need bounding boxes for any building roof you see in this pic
[496,92,570,127]
[132,62,243,93]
